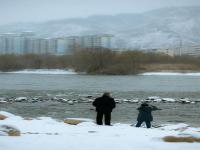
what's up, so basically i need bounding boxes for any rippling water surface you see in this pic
[0,73,200,126]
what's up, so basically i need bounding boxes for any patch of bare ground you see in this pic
[163,136,200,143]
[0,114,7,120]
[64,119,83,125]
[0,125,21,136]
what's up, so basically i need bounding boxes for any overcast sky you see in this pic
[0,0,200,25]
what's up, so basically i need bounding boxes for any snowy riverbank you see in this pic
[141,72,200,76]
[1,69,200,76]
[0,111,200,150]
[0,69,77,75]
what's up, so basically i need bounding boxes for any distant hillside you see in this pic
[0,6,200,49]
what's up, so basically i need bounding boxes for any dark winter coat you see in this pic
[137,105,159,122]
[93,95,116,113]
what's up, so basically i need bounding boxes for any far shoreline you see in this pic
[1,69,200,76]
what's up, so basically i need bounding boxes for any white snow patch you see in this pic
[1,69,77,75]
[141,72,200,76]
[0,111,16,118]
[0,112,200,150]
[161,123,189,131]
[66,118,94,122]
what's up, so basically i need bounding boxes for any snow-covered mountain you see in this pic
[0,6,200,49]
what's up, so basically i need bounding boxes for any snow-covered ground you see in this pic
[141,72,200,76]
[0,111,200,150]
[0,69,77,75]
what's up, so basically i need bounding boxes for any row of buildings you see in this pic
[1,31,200,57]
[0,32,113,55]
[144,45,200,57]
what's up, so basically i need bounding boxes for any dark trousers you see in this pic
[96,111,111,125]
[136,121,151,128]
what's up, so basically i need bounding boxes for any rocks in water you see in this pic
[31,99,39,103]
[0,114,7,120]
[0,125,21,136]
[0,94,199,105]
[162,98,176,103]
[128,99,139,103]
[87,99,94,103]
[145,96,162,102]
[57,98,69,103]
[51,97,58,102]
[15,97,28,102]
[122,99,129,103]
[115,99,123,104]
[179,98,192,104]
[86,95,93,98]
[0,97,8,103]
[143,97,196,104]
[120,99,139,103]
[67,100,74,105]
[60,98,69,103]
[153,99,162,102]
[51,97,78,104]
[79,97,94,103]
[73,100,79,103]
[78,93,96,103]
[116,98,138,104]
[30,97,44,103]
[0,100,7,104]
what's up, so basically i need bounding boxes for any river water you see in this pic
[0,73,200,126]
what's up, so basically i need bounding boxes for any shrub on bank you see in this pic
[0,49,200,74]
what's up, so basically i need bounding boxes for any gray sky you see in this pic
[0,0,200,25]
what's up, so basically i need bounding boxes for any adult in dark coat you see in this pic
[93,92,116,125]
[136,103,161,128]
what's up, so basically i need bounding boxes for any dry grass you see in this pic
[0,125,21,136]
[0,114,7,120]
[143,63,200,72]
[163,136,200,143]
[64,119,82,125]
[8,130,21,136]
